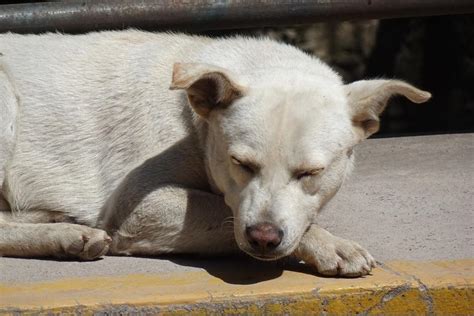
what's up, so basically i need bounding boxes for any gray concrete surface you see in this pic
[1,133,473,283]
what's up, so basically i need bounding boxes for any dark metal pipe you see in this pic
[1,0,474,34]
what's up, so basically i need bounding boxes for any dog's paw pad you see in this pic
[82,237,111,260]
[65,236,86,255]
[63,228,111,260]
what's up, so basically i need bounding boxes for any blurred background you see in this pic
[207,15,474,137]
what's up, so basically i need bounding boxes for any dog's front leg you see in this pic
[104,186,238,256]
[294,224,376,277]
[0,221,111,260]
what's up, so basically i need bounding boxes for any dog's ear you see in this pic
[345,79,431,141]
[170,63,245,118]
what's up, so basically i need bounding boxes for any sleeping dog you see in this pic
[0,31,430,276]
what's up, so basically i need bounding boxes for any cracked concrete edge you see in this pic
[0,259,472,315]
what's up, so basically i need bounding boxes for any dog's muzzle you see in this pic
[244,222,284,259]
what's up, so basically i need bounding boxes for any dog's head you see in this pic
[170,62,430,260]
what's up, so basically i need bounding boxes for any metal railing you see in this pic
[1,0,474,34]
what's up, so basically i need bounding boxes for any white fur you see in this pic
[0,30,430,276]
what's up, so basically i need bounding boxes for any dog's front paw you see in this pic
[295,226,376,277]
[59,225,112,260]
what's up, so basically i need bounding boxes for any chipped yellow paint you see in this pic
[386,260,474,315]
[368,288,428,315]
[1,260,472,315]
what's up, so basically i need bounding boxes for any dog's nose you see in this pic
[246,222,283,251]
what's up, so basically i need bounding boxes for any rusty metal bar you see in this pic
[1,0,473,34]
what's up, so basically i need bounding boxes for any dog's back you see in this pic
[0,31,209,224]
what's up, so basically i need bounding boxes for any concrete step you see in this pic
[1,259,472,314]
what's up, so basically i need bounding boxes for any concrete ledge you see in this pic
[1,259,472,315]
[1,134,472,314]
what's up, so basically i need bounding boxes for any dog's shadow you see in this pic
[152,253,318,285]
[160,253,372,284]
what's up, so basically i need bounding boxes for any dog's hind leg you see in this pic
[0,62,111,260]
[100,186,238,256]
[0,211,112,260]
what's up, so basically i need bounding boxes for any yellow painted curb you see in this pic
[1,260,472,315]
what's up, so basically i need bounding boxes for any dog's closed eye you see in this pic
[294,168,324,180]
[230,156,258,174]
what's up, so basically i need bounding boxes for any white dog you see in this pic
[0,30,430,276]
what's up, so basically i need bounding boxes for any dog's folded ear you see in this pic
[345,79,431,141]
[170,63,245,118]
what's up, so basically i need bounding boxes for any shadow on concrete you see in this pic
[168,254,286,285]
[0,254,107,262]
[159,254,320,285]
[164,253,372,283]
